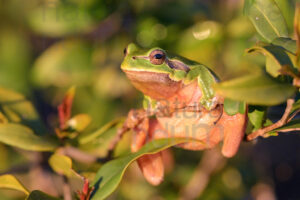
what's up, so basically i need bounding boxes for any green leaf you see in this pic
[272,37,297,54]
[26,190,61,200]
[78,118,124,145]
[91,138,192,200]
[67,114,91,132]
[0,174,29,195]
[31,40,94,88]
[224,98,245,116]
[27,4,95,37]
[273,0,295,33]
[0,124,58,151]
[248,106,266,130]
[48,154,76,177]
[0,87,45,134]
[272,119,300,132]
[244,0,288,42]
[247,44,295,77]
[214,72,296,105]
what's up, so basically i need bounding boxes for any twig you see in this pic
[63,176,72,200]
[106,126,130,159]
[247,99,295,141]
[179,149,226,200]
[61,146,110,163]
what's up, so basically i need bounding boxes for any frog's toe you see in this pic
[137,153,164,185]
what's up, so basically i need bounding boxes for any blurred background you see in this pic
[0,0,299,199]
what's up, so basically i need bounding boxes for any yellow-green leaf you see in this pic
[67,114,91,132]
[224,98,246,116]
[0,124,58,151]
[48,154,76,177]
[247,44,295,77]
[91,138,193,200]
[272,37,297,54]
[248,106,266,130]
[78,118,124,145]
[0,87,45,134]
[31,40,94,88]
[244,0,288,42]
[214,72,296,105]
[0,174,29,195]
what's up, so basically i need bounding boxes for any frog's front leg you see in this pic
[131,115,165,186]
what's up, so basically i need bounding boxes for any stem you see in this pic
[63,176,72,200]
[179,149,226,200]
[61,146,109,163]
[247,99,295,141]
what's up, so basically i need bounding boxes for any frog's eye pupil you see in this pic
[154,54,163,59]
[149,49,166,65]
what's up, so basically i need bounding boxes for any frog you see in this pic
[118,43,247,185]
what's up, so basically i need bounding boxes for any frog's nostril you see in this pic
[132,56,136,60]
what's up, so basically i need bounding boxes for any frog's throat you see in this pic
[123,70,182,100]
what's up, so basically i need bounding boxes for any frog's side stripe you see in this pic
[185,65,218,110]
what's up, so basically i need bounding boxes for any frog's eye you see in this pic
[149,49,166,65]
[123,47,127,56]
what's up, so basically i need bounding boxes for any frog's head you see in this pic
[121,43,194,100]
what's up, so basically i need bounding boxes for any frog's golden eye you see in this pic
[149,49,166,65]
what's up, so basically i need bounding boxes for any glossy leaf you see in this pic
[248,106,266,130]
[273,0,295,33]
[78,118,124,145]
[91,138,192,200]
[224,98,246,116]
[247,44,294,77]
[67,114,91,132]
[244,0,288,42]
[26,190,61,200]
[272,37,297,54]
[48,154,76,177]
[0,87,45,134]
[0,124,58,151]
[0,174,29,195]
[214,72,296,105]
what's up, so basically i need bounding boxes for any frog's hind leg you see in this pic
[132,118,164,185]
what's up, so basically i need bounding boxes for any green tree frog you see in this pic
[120,43,247,185]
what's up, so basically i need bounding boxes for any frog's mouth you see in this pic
[123,70,182,100]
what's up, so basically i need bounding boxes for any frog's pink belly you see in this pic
[154,110,223,150]
[153,109,247,153]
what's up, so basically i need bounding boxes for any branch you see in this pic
[179,149,226,200]
[61,146,110,164]
[247,99,295,141]
[63,176,72,200]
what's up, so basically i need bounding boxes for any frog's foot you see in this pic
[218,111,247,157]
[131,117,164,186]
[108,109,148,158]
